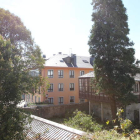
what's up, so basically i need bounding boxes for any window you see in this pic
[70,83,74,91]
[58,83,63,91]
[22,94,25,100]
[58,70,63,78]
[70,96,75,104]
[38,97,40,103]
[48,70,53,78]
[38,86,41,94]
[80,71,84,76]
[80,99,85,103]
[35,96,37,103]
[48,98,53,104]
[58,97,64,104]
[69,70,74,78]
[134,82,139,93]
[48,84,53,92]
[83,60,89,63]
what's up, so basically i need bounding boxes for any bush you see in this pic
[64,110,102,132]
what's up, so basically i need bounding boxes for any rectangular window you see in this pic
[133,83,139,93]
[80,71,84,76]
[58,97,64,104]
[48,84,53,92]
[70,96,75,104]
[69,70,74,78]
[58,70,63,78]
[58,83,63,91]
[70,83,74,91]
[48,98,53,104]
[48,70,53,78]
[38,86,41,94]
[35,96,37,103]
[80,99,85,103]
[38,97,40,103]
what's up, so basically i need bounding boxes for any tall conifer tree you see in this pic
[88,0,140,119]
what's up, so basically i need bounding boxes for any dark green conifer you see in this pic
[88,0,140,119]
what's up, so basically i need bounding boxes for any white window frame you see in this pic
[80,71,84,76]
[69,70,74,78]
[134,82,139,93]
[79,99,85,103]
[58,70,63,78]
[70,83,74,91]
[58,83,63,91]
[38,97,40,103]
[48,83,53,92]
[58,97,64,105]
[48,70,53,78]
[48,97,54,104]
[70,96,75,104]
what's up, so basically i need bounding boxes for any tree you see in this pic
[0,8,47,139]
[0,8,44,70]
[88,0,140,119]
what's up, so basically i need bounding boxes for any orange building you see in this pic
[41,52,94,105]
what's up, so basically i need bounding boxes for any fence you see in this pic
[25,115,88,140]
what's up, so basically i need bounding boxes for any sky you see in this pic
[0,0,140,59]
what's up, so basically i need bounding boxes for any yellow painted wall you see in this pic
[41,66,93,105]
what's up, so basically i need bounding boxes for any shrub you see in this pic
[64,110,102,132]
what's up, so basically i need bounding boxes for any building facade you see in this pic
[79,72,140,122]
[41,52,94,105]
[22,69,42,103]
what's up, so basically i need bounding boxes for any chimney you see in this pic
[43,55,46,58]
[90,56,94,66]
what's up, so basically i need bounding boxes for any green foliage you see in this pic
[88,0,140,118]
[76,129,140,140]
[106,109,133,137]
[0,8,32,46]
[118,109,133,133]
[0,8,48,140]
[64,110,102,132]
[120,119,132,133]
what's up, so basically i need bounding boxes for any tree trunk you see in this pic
[110,95,117,120]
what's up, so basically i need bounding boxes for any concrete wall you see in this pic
[24,102,89,119]
[90,101,140,123]
[90,100,112,121]
[126,103,140,123]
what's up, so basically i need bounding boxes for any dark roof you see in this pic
[79,71,140,81]
[44,54,94,68]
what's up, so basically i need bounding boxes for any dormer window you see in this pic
[83,60,89,63]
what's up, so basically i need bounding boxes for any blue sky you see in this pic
[0,0,140,59]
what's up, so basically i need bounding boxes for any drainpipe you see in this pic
[101,102,103,121]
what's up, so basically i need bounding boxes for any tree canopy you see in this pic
[0,8,47,139]
[88,0,140,119]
